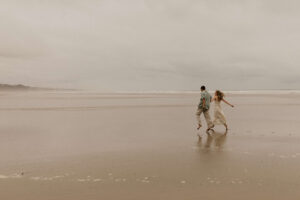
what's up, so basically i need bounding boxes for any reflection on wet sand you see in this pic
[197,130,227,152]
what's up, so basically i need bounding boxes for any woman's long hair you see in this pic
[215,90,224,101]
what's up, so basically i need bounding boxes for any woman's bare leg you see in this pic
[224,123,228,131]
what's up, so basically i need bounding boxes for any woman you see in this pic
[211,90,234,130]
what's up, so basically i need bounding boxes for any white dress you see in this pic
[213,100,226,125]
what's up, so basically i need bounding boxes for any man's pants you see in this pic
[196,108,213,128]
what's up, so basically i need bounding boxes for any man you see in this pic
[196,85,214,131]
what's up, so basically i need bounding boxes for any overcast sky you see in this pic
[0,0,299,91]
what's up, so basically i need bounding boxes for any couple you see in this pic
[196,85,234,132]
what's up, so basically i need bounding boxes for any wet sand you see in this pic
[0,91,300,200]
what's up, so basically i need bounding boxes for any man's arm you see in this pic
[202,98,206,108]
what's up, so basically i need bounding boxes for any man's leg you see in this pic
[203,110,214,130]
[196,109,203,130]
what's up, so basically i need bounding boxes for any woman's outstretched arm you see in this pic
[222,99,234,107]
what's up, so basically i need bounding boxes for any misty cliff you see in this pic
[0,84,56,91]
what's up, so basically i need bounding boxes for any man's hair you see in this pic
[201,86,206,90]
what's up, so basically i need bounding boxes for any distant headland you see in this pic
[0,84,73,91]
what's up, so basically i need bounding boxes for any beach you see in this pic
[0,91,299,200]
